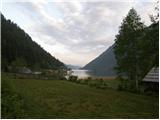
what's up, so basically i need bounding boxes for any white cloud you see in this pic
[2,1,156,66]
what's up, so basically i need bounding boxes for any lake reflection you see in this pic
[71,69,92,79]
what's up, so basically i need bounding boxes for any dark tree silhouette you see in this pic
[1,14,65,71]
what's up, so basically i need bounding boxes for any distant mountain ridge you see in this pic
[83,44,117,77]
[66,64,81,69]
[1,14,65,71]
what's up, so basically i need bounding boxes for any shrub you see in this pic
[75,79,81,83]
[88,78,108,89]
[68,75,78,82]
[116,77,139,93]
[83,79,89,84]
[117,84,123,91]
[60,76,67,80]
[87,77,92,81]
[67,77,108,90]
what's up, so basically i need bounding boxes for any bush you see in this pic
[60,76,67,80]
[116,77,138,93]
[75,79,81,83]
[117,84,123,91]
[83,79,90,84]
[67,77,108,90]
[68,75,78,82]
[87,77,92,81]
[79,79,87,84]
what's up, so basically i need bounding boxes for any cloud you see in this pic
[2,1,156,66]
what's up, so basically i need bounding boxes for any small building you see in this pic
[143,67,159,83]
[142,67,159,91]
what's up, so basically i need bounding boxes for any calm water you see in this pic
[71,69,116,79]
[71,69,93,78]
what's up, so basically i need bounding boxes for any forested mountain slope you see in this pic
[1,14,65,71]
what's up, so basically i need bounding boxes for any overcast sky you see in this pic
[1,0,156,66]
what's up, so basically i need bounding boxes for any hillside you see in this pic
[83,44,116,77]
[1,14,65,71]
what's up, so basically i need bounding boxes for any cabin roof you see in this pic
[143,67,159,83]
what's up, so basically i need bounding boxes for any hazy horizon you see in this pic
[1,0,156,66]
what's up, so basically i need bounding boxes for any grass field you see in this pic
[2,74,159,118]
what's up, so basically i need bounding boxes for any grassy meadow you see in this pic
[2,73,159,119]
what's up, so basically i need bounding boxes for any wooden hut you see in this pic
[142,67,159,91]
[143,67,159,82]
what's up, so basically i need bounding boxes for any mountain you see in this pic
[1,14,65,71]
[83,44,117,77]
[66,64,81,69]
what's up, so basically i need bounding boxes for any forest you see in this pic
[1,14,65,72]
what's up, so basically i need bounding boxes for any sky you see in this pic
[1,0,156,67]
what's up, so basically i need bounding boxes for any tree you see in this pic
[11,57,27,67]
[138,1,159,79]
[114,8,145,90]
[150,0,159,24]
[137,17,159,78]
[137,2,159,79]
[10,57,27,73]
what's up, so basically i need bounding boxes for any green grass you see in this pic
[101,79,121,89]
[2,74,159,118]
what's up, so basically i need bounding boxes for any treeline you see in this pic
[1,14,65,71]
[114,8,159,89]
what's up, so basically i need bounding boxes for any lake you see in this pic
[71,69,116,79]
[71,69,92,78]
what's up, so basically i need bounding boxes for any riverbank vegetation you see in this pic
[67,75,158,95]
